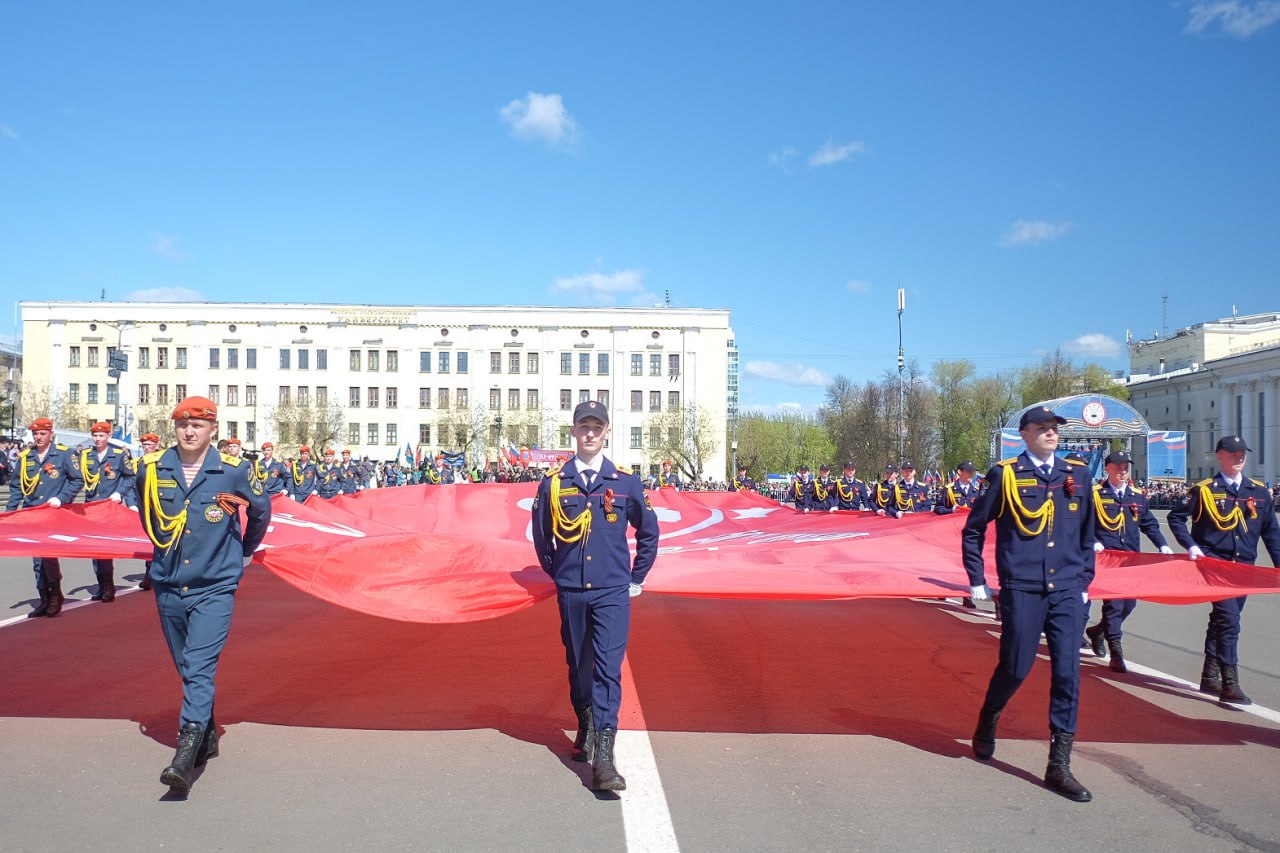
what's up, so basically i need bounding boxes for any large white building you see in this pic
[1126,311,1280,483]
[20,302,737,479]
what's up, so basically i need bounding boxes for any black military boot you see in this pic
[27,585,50,618]
[196,711,219,766]
[592,728,626,792]
[1199,656,1222,694]
[1219,664,1252,706]
[138,564,153,591]
[1043,731,1092,802]
[91,568,116,603]
[971,704,1001,761]
[1085,623,1107,658]
[1107,638,1127,674]
[572,706,594,763]
[45,582,64,618]
[161,723,205,791]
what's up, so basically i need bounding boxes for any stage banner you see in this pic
[1147,431,1188,480]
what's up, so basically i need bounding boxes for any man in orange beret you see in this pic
[252,441,288,496]
[135,396,271,792]
[288,445,320,501]
[78,421,135,602]
[339,448,361,494]
[317,448,342,499]
[6,418,82,616]
[223,436,242,458]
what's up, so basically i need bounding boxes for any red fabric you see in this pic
[3,486,1278,622]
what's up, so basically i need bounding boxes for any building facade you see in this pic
[1,340,21,439]
[1126,312,1280,484]
[20,302,736,479]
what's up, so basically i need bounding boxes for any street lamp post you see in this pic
[492,385,503,477]
[98,320,132,439]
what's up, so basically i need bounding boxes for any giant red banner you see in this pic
[2,485,1278,622]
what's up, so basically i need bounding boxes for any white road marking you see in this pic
[619,656,680,853]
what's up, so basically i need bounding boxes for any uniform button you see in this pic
[1048,582,1055,590]
[585,583,592,589]
[184,530,191,535]
[586,555,592,561]
[1049,569,1055,575]
[181,586,189,592]
[1047,542,1055,548]
[183,560,190,565]
[184,500,190,506]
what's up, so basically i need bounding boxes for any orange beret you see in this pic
[29,417,54,431]
[341,448,351,455]
[225,437,241,447]
[171,396,218,421]
[323,448,336,456]
[299,445,312,453]
[91,421,112,434]
[261,441,274,450]
[141,433,161,443]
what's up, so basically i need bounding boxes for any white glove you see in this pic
[628,583,643,598]
[828,507,837,513]
[128,504,139,513]
[1159,545,1173,555]
[243,554,255,568]
[1188,545,1204,561]
[108,493,122,503]
[876,509,886,517]
[1093,542,1104,553]
[1082,591,1089,604]
[969,584,991,602]
[47,497,62,509]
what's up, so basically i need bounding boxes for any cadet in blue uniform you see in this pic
[317,449,343,499]
[810,463,838,512]
[896,462,933,513]
[136,396,272,793]
[531,400,660,792]
[657,459,682,490]
[252,442,289,496]
[78,421,135,602]
[7,417,82,617]
[288,445,320,501]
[934,461,981,515]
[791,465,813,511]
[729,465,756,492]
[1168,435,1280,705]
[872,464,899,516]
[963,407,1096,802]
[836,461,869,511]
[339,449,361,494]
[1083,451,1172,673]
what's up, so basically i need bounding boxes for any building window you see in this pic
[202,347,215,369]
[279,386,290,404]
[106,384,118,405]
[578,353,590,375]
[508,388,520,410]
[227,386,240,407]
[631,391,642,411]
[138,347,150,369]
[137,384,150,404]
[69,383,80,403]
[69,346,81,367]
[419,424,431,445]
[157,385,170,406]
[420,351,432,372]
[178,347,189,369]
[350,350,361,371]
[649,427,661,449]
[650,391,661,411]
[598,391,610,409]
[298,349,310,371]
[631,427,642,449]
[650,354,662,377]
[317,350,328,370]
[669,392,680,409]
[490,352,502,374]
[246,422,256,443]
[226,422,238,439]
[419,388,431,408]
[368,350,380,372]
[88,346,100,367]
[209,385,221,405]
[154,347,168,369]
[246,348,257,369]
[386,423,397,446]
[368,423,379,445]
[579,390,590,404]
[279,349,290,370]
[630,354,642,376]
[349,387,360,407]
[598,353,609,375]
[527,389,539,410]
[509,352,520,374]
[457,352,469,374]
[381,350,395,372]
[438,388,449,409]
[175,383,187,400]
[560,353,572,375]
[349,424,360,445]
[438,352,451,374]
[457,388,468,409]
[367,387,379,408]
[560,389,572,410]
[315,387,327,407]
[559,425,571,447]
[489,388,501,410]
[225,348,235,369]
[298,387,309,406]
[528,352,539,374]
[669,354,681,377]
[668,427,679,446]
[386,388,398,409]
[246,385,257,406]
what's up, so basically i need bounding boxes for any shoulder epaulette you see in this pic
[1066,457,1088,467]
[220,453,244,467]
[1249,477,1265,487]
[142,449,165,464]
[1131,486,1144,494]
[55,444,70,451]
[997,458,1017,467]
[1195,478,1213,488]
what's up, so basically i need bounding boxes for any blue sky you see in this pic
[3,2,1278,413]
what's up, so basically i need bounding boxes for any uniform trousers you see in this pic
[32,556,62,587]
[984,586,1083,734]
[1205,596,1247,665]
[154,581,238,728]
[557,584,630,731]
[1100,598,1137,640]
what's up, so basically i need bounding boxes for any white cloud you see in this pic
[1186,1,1280,37]
[999,219,1073,247]
[1063,333,1123,359]
[500,92,582,147]
[768,146,798,171]
[551,269,655,306]
[845,279,872,295]
[147,233,187,260]
[743,360,831,387]
[125,287,204,302]
[809,140,865,167]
